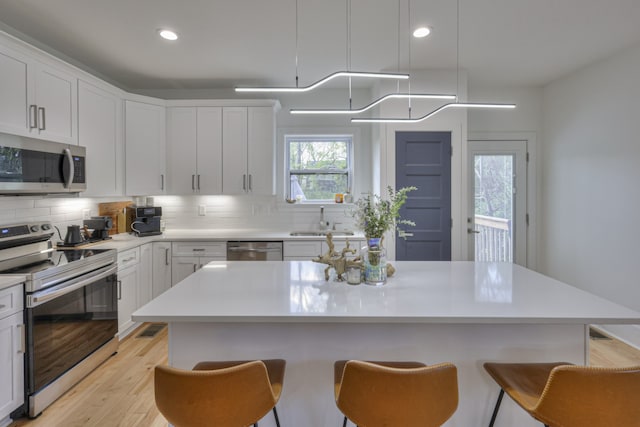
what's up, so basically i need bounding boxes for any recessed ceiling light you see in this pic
[158,29,178,41]
[413,27,431,38]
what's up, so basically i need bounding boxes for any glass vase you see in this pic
[362,237,387,286]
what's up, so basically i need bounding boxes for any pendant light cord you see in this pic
[347,0,352,108]
[456,0,460,101]
[295,0,299,87]
[407,0,412,118]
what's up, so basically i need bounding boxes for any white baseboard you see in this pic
[593,324,640,350]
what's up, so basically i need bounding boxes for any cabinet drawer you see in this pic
[172,241,226,257]
[0,283,24,319]
[117,247,140,269]
[283,241,322,258]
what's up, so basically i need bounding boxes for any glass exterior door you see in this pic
[468,141,527,265]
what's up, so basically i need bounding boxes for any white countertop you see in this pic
[67,229,363,252]
[0,275,26,291]
[132,261,640,324]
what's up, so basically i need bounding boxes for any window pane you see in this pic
[291,173,348,200]
[289,140,348,170]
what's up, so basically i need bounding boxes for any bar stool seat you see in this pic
[334,360,458,427]
[155,359,285,427]
[483,361,640,427]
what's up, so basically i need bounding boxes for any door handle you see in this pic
[248,174,252,191]
[192,174,195,190]
[197,174,201,190]
[117,280,122,300]
[18,324,26,354]
[29,105,38,129]
[165,248,170,266]
[62,148,74,188]
[38,107,46,130]
[467,228,480,234]
[243,174,247,191]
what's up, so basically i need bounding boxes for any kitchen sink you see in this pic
[289,230,355,237]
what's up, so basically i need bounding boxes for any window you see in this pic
[286,135,352,201]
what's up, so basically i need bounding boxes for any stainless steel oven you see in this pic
[0,221,117,418]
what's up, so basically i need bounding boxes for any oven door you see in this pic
[25,265,117,394]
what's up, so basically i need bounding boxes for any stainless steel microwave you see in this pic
[0,132,86,195]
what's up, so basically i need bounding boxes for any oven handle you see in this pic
[27,264,117,308]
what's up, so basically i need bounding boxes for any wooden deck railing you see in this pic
[475,215,512,262]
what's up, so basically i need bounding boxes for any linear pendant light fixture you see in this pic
[351,0,515,124]
[235,0,408,93]
[290,92,455,114]
[352,102,515,123]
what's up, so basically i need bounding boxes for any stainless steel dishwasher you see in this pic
[226,241,283,261]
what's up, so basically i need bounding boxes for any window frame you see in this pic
[285,134,354,202]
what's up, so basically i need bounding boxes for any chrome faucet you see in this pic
[319,206,329,230]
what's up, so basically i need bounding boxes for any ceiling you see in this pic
[1,0,640,91]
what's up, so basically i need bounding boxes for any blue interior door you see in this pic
[395,131,452,260]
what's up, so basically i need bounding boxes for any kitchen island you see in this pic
[133,261,640,427]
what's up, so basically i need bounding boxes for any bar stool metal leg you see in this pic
[273,407,281,427]
[488,389,504,427]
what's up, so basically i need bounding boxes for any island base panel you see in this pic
[168,322,586,427]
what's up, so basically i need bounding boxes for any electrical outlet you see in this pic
[198,205,206,216]
[82,209,91,219]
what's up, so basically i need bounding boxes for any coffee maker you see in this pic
[125,206,162,237]
[83,216,113,241]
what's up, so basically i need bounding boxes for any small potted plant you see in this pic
[351,186,417,284]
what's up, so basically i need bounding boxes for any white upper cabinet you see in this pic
[166,106,222,194]
[78,80,124,196]
[125,100,166,196]
[222,106,275,195]
[0,44,29,135]
[0,43,77,144]
[32,62,77,144]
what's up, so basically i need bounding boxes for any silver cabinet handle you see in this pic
[192,174,195,190]
[18,324,26,354]
[248,174,252,191]
[467,228,480,234]
[193,264,197,273]
[165,248,170,266]
[243,174,247,191]
[192,248,205,252]
[117,279,122,300]
[161,174,165,191]
[197,174,201,190]
[38,106,46,130]
[29,105,38,129]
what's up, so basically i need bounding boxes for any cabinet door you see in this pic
[0,311,24,420]
[222,107,248,194]
[247,106,275,195]
[78,80,124,196]
[32,62,77,144]
[284,241,323,258]
[196,107,223,194]
[117,265,138,337]
[138,243,153,308]
[0,45,29,135]
[125,100,166,195]
[171,256,199,286]
[166,107,197,194]
[152,242,172,298]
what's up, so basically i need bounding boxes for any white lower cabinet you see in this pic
[0,284,25,426]
[283,241,323,261]
[152,242,172,298]
[117,245,152,339]
[171,242,225,285]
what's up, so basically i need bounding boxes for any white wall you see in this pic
[541,43,640,346]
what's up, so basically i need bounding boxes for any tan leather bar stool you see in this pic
[334,360,458,427]
[483,362,640,427]
[155,359,285,427]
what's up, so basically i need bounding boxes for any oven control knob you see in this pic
[41,224,51,231]
[30,225,40,232]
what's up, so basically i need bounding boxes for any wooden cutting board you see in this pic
[98,201,132,235]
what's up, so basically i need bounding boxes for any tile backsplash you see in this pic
[0,194,357,236]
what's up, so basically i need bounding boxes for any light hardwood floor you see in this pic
[9,324,640,427]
